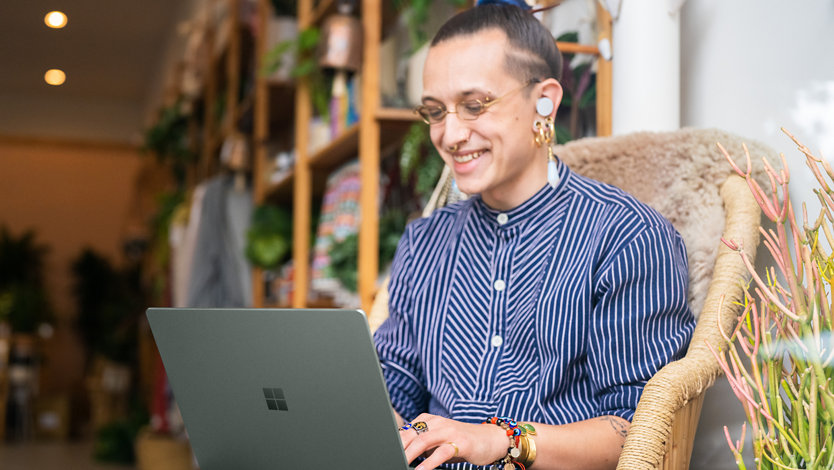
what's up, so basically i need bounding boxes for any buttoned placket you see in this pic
[478,219,517,400]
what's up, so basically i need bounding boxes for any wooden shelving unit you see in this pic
[252,0,420,312]
[249,1,613,312]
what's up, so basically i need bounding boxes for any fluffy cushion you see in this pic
[555,127,773,317]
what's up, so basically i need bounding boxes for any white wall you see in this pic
[680,1,834,468]
[682,1,834,206]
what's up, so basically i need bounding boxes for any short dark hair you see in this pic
[431,4,562,83]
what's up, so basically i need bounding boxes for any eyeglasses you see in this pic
[413,80,536,125]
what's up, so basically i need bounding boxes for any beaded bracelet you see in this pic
[482,417,537,470]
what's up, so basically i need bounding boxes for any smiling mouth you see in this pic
[453,150,485,163]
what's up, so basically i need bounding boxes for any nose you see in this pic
[441,110,471,151]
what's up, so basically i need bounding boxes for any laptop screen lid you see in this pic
[146,308,411,469]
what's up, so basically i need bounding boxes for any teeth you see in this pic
[453,151,484,163]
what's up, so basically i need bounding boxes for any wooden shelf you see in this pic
[308,123,360,170]
[262,302,293,309]
[376,107,420,122]
[556,41,601,56]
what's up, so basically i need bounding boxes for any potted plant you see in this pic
[711,129,834,469]
[0,226,54,440]
[0,226,54,354]
[71,248,147,463]
[261,26,331,119]
[245,204,293,270]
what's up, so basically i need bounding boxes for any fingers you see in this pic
[399,415,472,469]
[398,415,432,449]
[402,420,442,462]
[415,442,460,470]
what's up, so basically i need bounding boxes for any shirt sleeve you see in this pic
[373,223,429,421]
[588,222,696,422]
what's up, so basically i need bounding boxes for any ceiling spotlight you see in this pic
[45,69,66,86]
[45,11,67,29]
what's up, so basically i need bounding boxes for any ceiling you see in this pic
[0,1,195,145]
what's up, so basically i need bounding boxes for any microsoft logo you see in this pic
[263,387,289,411]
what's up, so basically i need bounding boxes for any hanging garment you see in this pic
[186,174,253,307]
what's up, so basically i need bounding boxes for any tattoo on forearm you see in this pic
[600,416,629,443]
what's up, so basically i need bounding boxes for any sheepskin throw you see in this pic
[555,127,774,318]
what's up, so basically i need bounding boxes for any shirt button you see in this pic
[497,213,508,225]
[491,335,504,347]
[493,279,506,291]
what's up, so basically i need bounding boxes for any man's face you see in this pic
[421,28,548,210]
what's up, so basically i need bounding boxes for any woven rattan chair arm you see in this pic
[617,175,761,469]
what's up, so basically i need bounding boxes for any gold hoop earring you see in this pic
[534,117,559,188]
[534,117,554,149]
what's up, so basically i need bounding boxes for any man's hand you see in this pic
[395,413,630,469]
[397,413,508,469]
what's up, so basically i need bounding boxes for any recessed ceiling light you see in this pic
[45,69,66,86]
[45,11,67,29]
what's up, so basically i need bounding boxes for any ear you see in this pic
[535,78,563,119]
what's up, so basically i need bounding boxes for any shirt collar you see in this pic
[473,159,570,229]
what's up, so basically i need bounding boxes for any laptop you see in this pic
[146,307,414,469]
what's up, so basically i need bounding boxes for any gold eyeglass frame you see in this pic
[413,80,537,125]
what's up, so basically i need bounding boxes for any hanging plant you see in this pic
[261,27,332,119]
[142,99,196,187]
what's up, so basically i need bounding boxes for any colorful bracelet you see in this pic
[483,417,537,469]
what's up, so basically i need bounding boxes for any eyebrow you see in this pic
[421,88,492,104]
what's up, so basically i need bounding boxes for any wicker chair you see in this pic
[368,128,771,468]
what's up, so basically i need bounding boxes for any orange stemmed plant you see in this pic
[710,129,834,470]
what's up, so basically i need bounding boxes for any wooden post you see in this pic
[595,2,613,137]
[251,0,271,308]
[226,0,241,138]
[358,0,382,313]
[200,0,219,181]
[292,0,314,308]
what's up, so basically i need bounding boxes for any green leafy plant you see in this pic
[400,122,446,204]
[556,31,596,143]
[261,27,331,119]
[72,249,144,365]
[0,226,54,333]
[270,0,297,16]
[142,100,196,187]
[246,204,293,269]
[327,122,445,292]
[93,399,149,464]
[711,129,834,469]
[394,0,468,52]
[328,209,408,292]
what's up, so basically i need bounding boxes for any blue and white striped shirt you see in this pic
[374,161,695,465]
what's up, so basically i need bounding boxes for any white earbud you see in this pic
[536,97,554,117]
